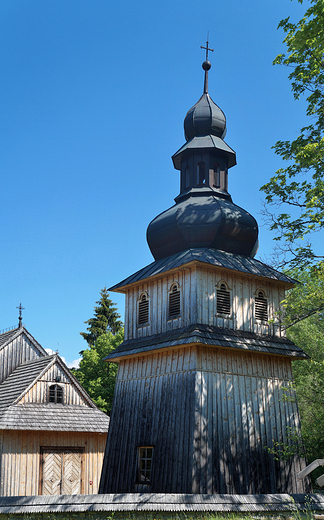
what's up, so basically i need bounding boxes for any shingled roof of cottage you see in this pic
[0,327,109,433]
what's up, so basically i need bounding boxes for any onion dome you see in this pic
[184,61,226,141]
[146,47,259,262]
[147,195,259,261]
[184,93,226,141]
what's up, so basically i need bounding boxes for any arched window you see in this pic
[255,290,268,321]
[217,282,231,315]
[138,293,149,325]
[196,161,205,185]
[169,283,180,319]
[213,163,220,188]
[49,384,64,404]
[185,165,190,189]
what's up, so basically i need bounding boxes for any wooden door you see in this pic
[41,448,83,495]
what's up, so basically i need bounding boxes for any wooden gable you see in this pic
[0,327,109,497]
[0,327,46,384]
[18,357,91,407]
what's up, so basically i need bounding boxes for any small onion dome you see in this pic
[146,193,259,261]
[184,93,227,142]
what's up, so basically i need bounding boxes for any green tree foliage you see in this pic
[288,316,324,481]
[80,287,123,346]
[281,266,324,481]
[260,0,324,268]
[282,262,324,326]
[73,329,124,415]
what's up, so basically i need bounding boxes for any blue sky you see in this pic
[0,0,309,366]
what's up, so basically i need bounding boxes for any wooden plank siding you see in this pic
[100,346,309,495]
[0,430,106,496]
[0,333,44,384]
[18,364,89,406]
[124,269,197,340]
[123,266,285,341]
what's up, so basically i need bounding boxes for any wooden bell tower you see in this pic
[99,46,310,495]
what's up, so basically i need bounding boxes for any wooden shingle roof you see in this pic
[0,404,109,432]
[109,248,297,292]
[0,493,324,514]
[0,328,19,348]
[105,324,309,361]
[0,355,51,418]
[0,353,109,432]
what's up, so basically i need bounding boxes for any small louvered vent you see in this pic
[169,285,180,318]
[217,283,231,315]
[255,291,268,321]
[138,294,149,325]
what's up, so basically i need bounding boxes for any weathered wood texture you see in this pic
[0,430,106,496]
[124,266,285,341]
[1,492,324,515]
[42,449,83,495]
[18,363,89,406]
[100,346,310,495]
[0,332,45,384]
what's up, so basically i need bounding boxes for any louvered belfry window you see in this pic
[49,384,63,404]
[138,293,149,325]
[255,290,268,321]
[169,284,180,319]
[217,283,231,315]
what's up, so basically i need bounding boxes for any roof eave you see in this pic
[172,135,237,170]
[109,259,296,294]
[105,340,309,363]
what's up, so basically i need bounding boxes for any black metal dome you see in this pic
[147,194,258,261]
[146,53,259,262]
[184,92,226,141]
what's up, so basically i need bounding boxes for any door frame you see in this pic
[39,446,85,495]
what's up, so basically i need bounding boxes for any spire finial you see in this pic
[17,303,24,328]
[200,33,214,94]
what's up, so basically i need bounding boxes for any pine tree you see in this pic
[80,287,123,346]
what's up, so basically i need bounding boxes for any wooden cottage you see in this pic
[0,324,109,496]
[99,54,310,495]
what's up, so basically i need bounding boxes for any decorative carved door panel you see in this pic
[62,451,82,494]
[41,448,83,495]
[42,452,62,495]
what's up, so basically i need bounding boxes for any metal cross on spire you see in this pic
[201,34,214,94]
[200,33,214,62]
[17,303,25,328]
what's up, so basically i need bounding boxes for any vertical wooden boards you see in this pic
[18,362,89,406]
[100,347,197,494]
[123,265,286,342]
[124,268,198,340]
[101,345,308,495]
[0,431,3,493]
[0,430,106,496]
[196,347,308,494]
[0,332,44,384]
